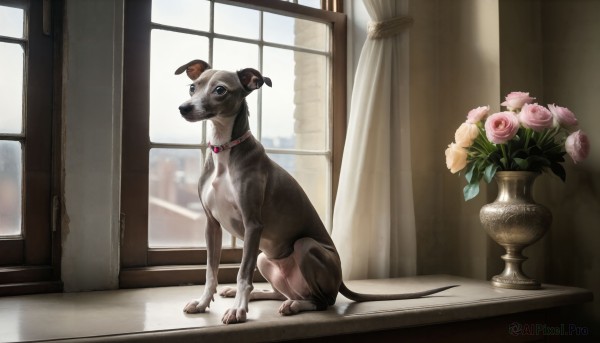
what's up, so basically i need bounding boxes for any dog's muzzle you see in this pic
[179,104,194,115]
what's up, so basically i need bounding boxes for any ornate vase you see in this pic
[480,171,552,290]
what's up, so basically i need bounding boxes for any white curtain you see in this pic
[332,0,415,280]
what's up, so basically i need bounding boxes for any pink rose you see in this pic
[484,112,520,144]
[501,92,535,111]
[519,104,554,132]
[565,130,590,163]
[548,104,578,128]
[445,143,468,173]
[466,106,490,124]
[455,122,479,147]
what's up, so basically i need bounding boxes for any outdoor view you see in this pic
[148,0,332,248]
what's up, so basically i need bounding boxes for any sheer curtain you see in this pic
[332,0,415,280]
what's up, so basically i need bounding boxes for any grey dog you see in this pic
[175,59,456,324]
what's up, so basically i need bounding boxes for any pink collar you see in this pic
[209,130,252,154]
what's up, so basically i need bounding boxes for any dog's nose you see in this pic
[179,104,194,115]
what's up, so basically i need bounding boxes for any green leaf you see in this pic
[483,164,498,183]
[550,162,566,182]
[463,182,480,201]
[514,157,528,169]
[464,162,476,183]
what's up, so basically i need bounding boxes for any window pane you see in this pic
[214,3,259,40]
[150,30,208,144]
[148,148,234,248]
[0,141,22,237]
[268,153,329,229]
[0,42,24,134]
[263,12,329,51]
[298,0,321,9]
[0,6,24,38]
[151,0,210,32]
[262,48,328,150]
[213,39,258,71]
[148,147,206,248]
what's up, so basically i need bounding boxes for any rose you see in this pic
[501,92,535,111]
[445,143,468,173]
[519,103,555,132]
[454,122,479,147]
[484,111,520,144]
[548,104,578,128]
[565,130,590,163]
[466,106,490,124]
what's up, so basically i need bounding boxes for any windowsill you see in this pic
[0,275,592,342]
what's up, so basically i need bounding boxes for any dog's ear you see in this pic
[237,68,272,93]
[175,59,211,80]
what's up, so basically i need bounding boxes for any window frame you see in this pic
[0,0,63,296]
[120,0,346,288]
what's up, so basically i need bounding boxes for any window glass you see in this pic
[0,43,24,134]
[0,6,24,38]
[268,153,329,226]
[0,141,22,237]
[262,47,328,150]
[214,3,259,39]
[151,0,210,32]
[150,30,208,144]
[263,12,329,51]
[298,0,321,9]
[148,148,235,248]
[147,1,333,247]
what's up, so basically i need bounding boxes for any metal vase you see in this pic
[480,171,552,289]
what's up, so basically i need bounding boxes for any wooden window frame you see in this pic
[120,0,346,288]
[0,0,63,296]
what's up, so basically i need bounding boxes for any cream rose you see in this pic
[445,143,468,174]
[454,122,479,148]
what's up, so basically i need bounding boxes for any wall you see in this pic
[61,0,123,291]
[409,0,599,329]
[410,0,500,279]
[540,0,600,329]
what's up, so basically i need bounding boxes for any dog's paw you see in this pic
[183,298,211,314]
[221,307,247,324]
[278,300,317,316]
[218,286,237,298]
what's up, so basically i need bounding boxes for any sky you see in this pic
[149,0,326,145]
[0,1,329,146]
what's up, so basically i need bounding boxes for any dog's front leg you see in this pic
[221,219,262,324]
[183,215,222,313]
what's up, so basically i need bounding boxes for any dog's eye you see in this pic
[189,84,196,95]
[214,86,227,95]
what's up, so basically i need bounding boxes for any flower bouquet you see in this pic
[446,92,591,201]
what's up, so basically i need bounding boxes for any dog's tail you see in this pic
[339,282,458,302]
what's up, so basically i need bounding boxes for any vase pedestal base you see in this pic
[490,251,541,290]
[491,275,541,290]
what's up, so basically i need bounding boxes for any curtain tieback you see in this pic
[368,16,413,40]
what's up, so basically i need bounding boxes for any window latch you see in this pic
[51,196,59,232]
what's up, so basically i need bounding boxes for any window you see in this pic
[120,0,346,288]
[0,0,62,295]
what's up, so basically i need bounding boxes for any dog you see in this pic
[175,59,457,324]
